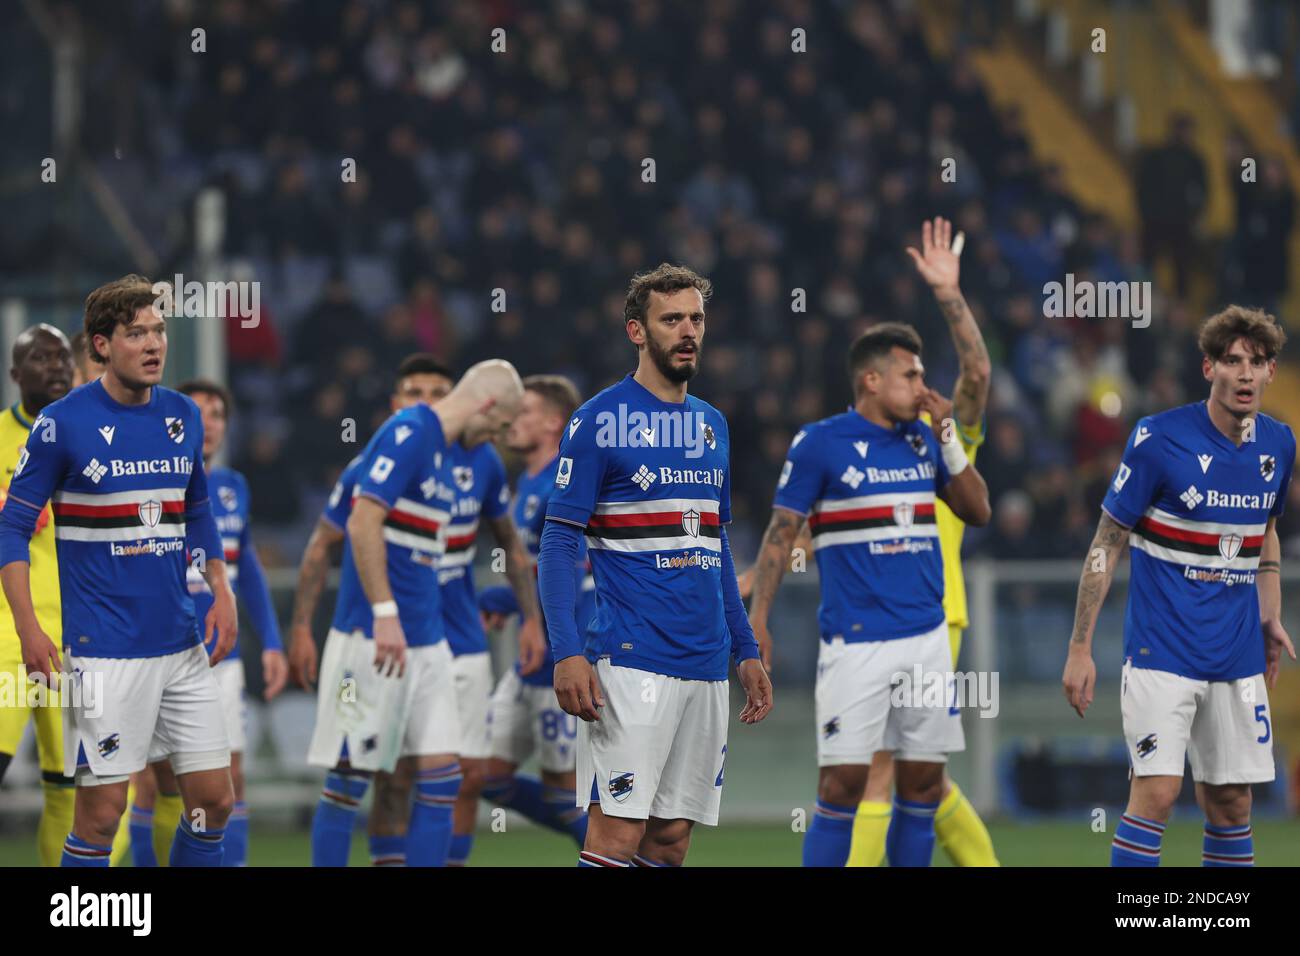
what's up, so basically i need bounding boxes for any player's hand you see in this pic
[749,617,774,673]
[1062,646,1096,718]
[262,649,289,700]
[372,614,407,679]
[905,216,963,294]
[206,587,238,666]
[19,626,61,684]
[737,658,773,724]
[517,615,546,676]
[554,655,603,722]
[919,388,954,441]
[480,610,509,632]
[288,624,319,690]
[1264,618,1296,689]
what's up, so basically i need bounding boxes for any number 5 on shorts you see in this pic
[1254,704,1270,744]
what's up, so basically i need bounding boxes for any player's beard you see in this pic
[646,333,700,384]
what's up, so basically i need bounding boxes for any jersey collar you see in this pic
[10,402,33,430]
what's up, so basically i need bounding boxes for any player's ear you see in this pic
[626,318,645,347]
[1201,355,1213,382]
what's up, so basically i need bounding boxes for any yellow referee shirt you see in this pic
[921,412,985,631]
[0,402,60,641]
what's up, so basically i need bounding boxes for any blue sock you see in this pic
[802,799,856,867]
[311,770,370,867]
[483,774,567,835]
[369,834,407,867]
[1203,822,1253,867]
[447,833,473,866]
[1111,812,1165,866]
[543,784,589,846]
[61,832,112,867]
[887,797,939,867]
[578,850,629,867]
[222,801,248,867]
[169,815,226,867]
[407,763,461,867]
[129,805,156,868]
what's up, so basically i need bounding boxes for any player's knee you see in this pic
[459,761,486,798]
[79,793,128,841]
[1203,786,1251,826]
[640,822,691,866]
[817,767,867,807]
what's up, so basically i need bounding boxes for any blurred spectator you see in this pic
[1136,114,1208,297]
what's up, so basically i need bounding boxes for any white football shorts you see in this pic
[487,665,577,773]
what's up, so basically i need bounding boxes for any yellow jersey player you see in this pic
[0,325,122,865]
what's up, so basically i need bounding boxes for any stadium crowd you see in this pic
[37,0,1300,560]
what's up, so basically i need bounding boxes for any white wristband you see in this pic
[940,435,969,477]
[371,600,398,619]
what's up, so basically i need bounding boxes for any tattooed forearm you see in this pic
[936,290,991,427]
[291,520,342,630]
[489,514,540,618]
[1070,513,1129,647]
[749,509,804,620]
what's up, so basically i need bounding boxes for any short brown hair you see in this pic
[623,263,713,329]
[1198,305,1287,362]
[523,374,581,422]
[178,379,233,417]
[83,274,159,364]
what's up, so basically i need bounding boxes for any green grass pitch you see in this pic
[2,819,1297,866]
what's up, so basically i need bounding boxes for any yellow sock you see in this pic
[38,778,76,868]
[845,800,891,867]
[153,791,184,867]
[934,782,999,867]
[109,781,136,866]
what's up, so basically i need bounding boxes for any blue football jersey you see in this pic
[330,404,454,647]
[544,374,734,681]
[0,380,222,658]
[773,410,952,642]
[438,441,510,656]
[513,453,589,687]
[188,466,283,658]
[1102,402,1295,681]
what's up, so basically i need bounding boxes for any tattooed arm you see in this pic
[746,507,806,671]
[287,517,344,689]
[486,512,545,674]
[1062,511,1130,717]
[907,215,991,430]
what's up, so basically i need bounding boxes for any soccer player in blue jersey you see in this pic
[289,355,540,866]
[483,374,594,849]
[539,264,773,868]
[748,321,992,867]
[124,380,288,868]
[0,274,237,867]
[304,359,524,867]
[1063,306,1295,867]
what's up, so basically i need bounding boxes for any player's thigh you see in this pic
[451,652,493,762]
[578,661,679,822]
[212,659,248,755]
[651,676,728,827]
[73,778,131,836]
[486,667,535,766]
[815,638,894,768]
[531,685,579,775]
[861,750,895,803]
[1121,661,1201,779]
[0,642,33,759]
[64,653,166,780]
[308,630,408,773]
[884,623,965,764]
[1187,674,1275,786]
[400,643,460,761]
[151,645,230,777]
